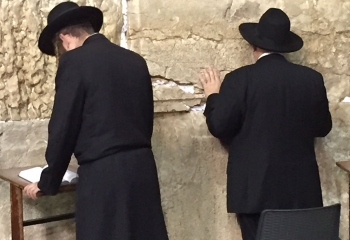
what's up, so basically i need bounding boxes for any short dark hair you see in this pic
[58,22,95,38]
[52,22,95,58]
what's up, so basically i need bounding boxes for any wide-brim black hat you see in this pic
[239,8,303,53]
[39,1,103,56]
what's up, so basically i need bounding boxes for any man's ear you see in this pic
[59,33,70,41]
[59,33,65,41]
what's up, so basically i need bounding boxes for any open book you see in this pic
[19,165,78,185]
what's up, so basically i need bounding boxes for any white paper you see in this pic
[19,166,78,184]
[342,96,350,102]
[63,170,78,182]
[18,167,43,183]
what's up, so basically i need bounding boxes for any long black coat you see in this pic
[204,54,332,214]
[38,34,154,193]
[38,34,168,240]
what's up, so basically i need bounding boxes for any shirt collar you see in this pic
[258,52,276,60]
[89,33,100,37]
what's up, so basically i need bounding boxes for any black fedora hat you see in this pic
[239,8,303,53]
[38,1,103,56]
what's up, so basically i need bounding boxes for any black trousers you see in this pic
[236,213,261,240]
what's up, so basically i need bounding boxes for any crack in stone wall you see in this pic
[120,0,128,49]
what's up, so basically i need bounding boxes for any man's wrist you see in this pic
[205,92,219,98]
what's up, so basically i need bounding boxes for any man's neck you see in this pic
[79,33,98,46]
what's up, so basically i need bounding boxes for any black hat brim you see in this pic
[39,6,103,56]
[239,23,303,53]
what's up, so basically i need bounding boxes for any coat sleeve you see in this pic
[38,54,85,195]
[203,70,245,141]
[311,73,332,137]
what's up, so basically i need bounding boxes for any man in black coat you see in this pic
[23,2,168,240]
[200,8,332,240]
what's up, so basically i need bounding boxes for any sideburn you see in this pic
[53,38,67,64]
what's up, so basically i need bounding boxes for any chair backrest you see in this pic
[256,204,341,240]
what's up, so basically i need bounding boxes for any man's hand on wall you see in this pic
[200,66,222,98]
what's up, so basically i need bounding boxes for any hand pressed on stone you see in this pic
[199,66,222,98]
[24,182,40,200]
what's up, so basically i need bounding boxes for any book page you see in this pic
[62,169,78,183]
[18,167,43,183]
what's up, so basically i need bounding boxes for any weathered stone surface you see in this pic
[323,74,350,103]
[128,0,350,39]
[0,111,349,239]
[325,103,350,162]
[0,0,123,121]
[130,38,250,87]
[316,103,350,240]
[153,84,203,112]
[0,115,241,240]
[1,0,350,239]
[0,120,76,240]
[153,112,241,239]
[128,0,350,106]
[0,120,47,167]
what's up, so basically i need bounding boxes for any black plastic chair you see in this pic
[256,204,341,240]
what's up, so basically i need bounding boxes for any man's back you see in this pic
[58,34,153,164]
[234,54,332,162]
[204,54,331,213]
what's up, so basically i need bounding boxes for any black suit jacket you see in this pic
[38,34,153,195]
[204,54,332,213]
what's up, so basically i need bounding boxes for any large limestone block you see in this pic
[325,103,350,162]
[0,120,48,167]
[317,103,350,240]
[128,0,350,106]
[128,0,350,45]
[128,0,253,93]
[130,37,252,85]
[153,112,241,240]
[317,137,349,240]
[288,33,350,77]
[0,0,123,121]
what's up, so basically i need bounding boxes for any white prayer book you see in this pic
[19,165,78,184]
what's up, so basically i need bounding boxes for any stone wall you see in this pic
[0,0,123,121]
[0,0,350,239]
[128,0,350,238]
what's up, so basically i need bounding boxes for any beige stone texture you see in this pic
[0,110,349,239]
[317,104,350,240]
[0,0,350,239]
[0,0,123,121]
[128,0,350,102]
[152,113,241,239]
[0,120,76,239]
[153,84,203,112]
[0,115,233,240]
